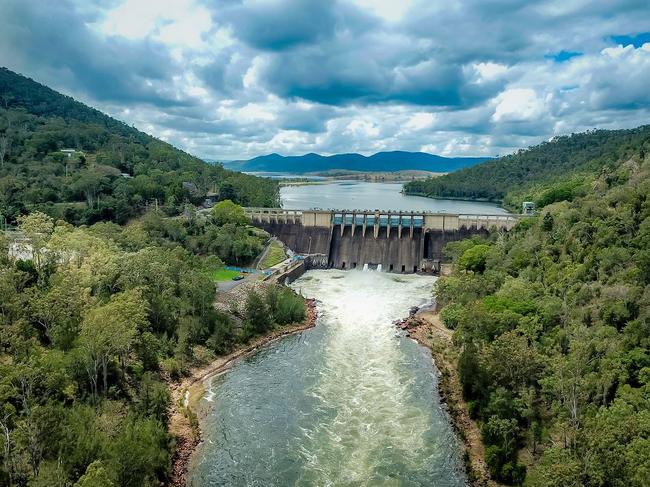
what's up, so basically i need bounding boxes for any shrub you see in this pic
[244,290,272,335]
[440,303,464,329]
[459,244,492,273]
[267,286,305,325]
[160,357,183,380]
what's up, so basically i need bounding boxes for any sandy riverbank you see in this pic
[397,309,499,487]
[168,298,318,487]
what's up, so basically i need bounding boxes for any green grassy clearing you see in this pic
[260,241,287,269]
[209,268,242,281]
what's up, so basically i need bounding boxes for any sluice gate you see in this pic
[246,208,519,274]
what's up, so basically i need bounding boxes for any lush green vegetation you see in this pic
[435,141,650,485]
[0,70,297,485]
[103,200,266,266]
[404,125,650,211]
[0,207,305,486]
[241,285,306,341]
[0,67,278,226]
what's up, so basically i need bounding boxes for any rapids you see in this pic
[188,270,466,486]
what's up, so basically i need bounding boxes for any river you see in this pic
[187,182,501,485]
[280,180,508,214]
[188,270,467,486]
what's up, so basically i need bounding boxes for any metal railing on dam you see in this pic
[244,207,520,232]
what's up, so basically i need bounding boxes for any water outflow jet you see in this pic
[188,270,466,486]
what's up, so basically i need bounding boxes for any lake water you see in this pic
[280,181,508,214]
[188,270,467,486]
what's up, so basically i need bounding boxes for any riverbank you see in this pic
[168,298,318,487]
[397,309,498,487]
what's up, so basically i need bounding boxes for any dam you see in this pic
[245,208,519,273]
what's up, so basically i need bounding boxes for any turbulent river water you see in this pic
[188,270,466,486]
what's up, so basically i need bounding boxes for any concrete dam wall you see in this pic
[257,222,332,256]
[258,222,489,272]
[248,208,517,274]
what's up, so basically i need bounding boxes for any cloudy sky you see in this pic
[1,0,650,161]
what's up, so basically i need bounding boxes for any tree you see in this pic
[0,409,16,487]
[108,417,170,487]
[211,199,249,226]
[459,244,491,273]
[16,212,54,271]
[80,290,148,396]
[483,331,544,391]
[542,212,554,231]
[74,461,115,487]
[244,290,272,336]
[135,373,170,424]
[0,132,10,168]
[29,273,92,347]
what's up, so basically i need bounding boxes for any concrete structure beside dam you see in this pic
[246,208,520,274]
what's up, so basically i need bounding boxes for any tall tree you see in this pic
[80,290,148,396]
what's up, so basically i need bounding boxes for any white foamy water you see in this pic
[295,270,443,484]
[189,270,466,486]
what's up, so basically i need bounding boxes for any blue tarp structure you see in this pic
[224,265,258,274]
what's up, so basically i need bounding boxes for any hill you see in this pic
[0,67,278,225]
[403,125,650,209]
[224,151,491,173]
[432,133,650,485]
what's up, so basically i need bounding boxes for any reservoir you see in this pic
[280,180,508,214]
[188,271,467,486]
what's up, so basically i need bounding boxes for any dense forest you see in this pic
[435,134,650,485]
[0,204,305,486]
[404,125,650,211]
[0,69,303,486]
[0,68,278,226]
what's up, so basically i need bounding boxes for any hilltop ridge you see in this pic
[0,67,278,224]
[224,150,491,173]
[404,125,650,209]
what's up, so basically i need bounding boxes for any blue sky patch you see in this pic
[611,32,650,47]
[545,50,583,62]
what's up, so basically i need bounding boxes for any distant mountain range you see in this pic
[222,151,492,173]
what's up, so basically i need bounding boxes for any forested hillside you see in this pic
[435,139,650,485]
[404,125,650,210]
[0,205,305,486]
[0,69,295,486]
[0,68,278,225]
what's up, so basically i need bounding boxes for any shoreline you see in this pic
[168,298,318,487]
[397,308,498,487]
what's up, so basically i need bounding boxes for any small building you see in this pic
[60,149,85,158]
[522,201,535,215]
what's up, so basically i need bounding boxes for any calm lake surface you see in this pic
[280,181,508,214]
[188,271,467,486]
